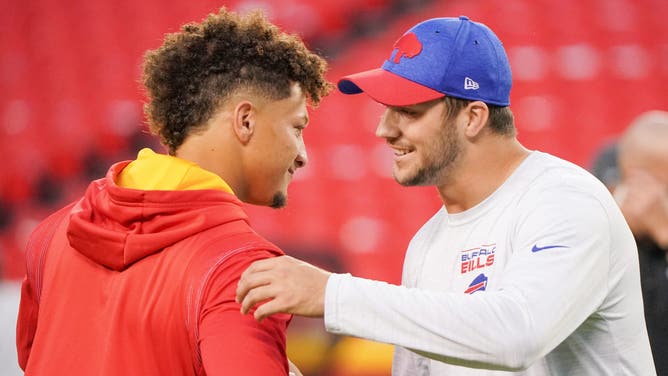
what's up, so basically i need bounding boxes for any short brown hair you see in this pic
[142,8,332,153]
[443,96,516,136]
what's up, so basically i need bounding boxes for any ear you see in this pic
[463,101,489,138]
[232,100,255,145]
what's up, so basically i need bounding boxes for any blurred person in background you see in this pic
[589,141,620,193]
[616,110,668,375]
[15,8,329,376]
[237,16,656,375]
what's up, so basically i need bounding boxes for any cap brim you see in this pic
[337,68,445,106]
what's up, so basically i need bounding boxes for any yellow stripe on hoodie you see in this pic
[117,148,234,193]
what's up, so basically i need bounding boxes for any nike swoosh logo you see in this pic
[531,244,568,253]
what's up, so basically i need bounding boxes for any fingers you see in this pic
[253,298,287,321]
[236,256,294,315]
[235,255,330,320]
[236,257,286,304]
[236,274,262,306]
[238,283,277,315]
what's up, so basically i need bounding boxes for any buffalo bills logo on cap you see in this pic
[389,32,422,63]
[464,273,488,294]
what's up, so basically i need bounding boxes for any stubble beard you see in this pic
[395,119,461,187]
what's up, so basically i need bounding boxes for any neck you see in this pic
[437,137,530,213]
[174,114,247,199]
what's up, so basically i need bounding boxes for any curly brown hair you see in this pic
[142,8,332,153]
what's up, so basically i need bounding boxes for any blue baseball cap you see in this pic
[338,16,512,106]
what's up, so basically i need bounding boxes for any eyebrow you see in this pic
[388,104,421,112]
[387,105,408,111]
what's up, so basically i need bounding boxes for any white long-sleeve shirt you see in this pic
[324,152,655,375]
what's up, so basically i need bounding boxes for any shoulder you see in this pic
[184,226,284,282]
[518,152,613,208]
[183,231,287,316]
[509,153,623,237]
[520,152,600,189]
[25,202,76,260]
[28,202,76,238]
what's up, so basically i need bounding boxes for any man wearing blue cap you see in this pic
[236,16,656,375]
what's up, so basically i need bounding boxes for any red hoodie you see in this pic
[16,156,291,375]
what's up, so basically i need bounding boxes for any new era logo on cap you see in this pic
[464,77,479,90]
[337,16,512,107]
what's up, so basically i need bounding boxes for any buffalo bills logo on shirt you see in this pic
[389,32,422,63]
[460,244,496,274]
[465,273,488,294]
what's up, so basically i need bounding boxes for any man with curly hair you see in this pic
[16,8,330,376]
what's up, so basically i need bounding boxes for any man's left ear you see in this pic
[464,101,489,138]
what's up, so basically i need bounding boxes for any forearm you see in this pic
[324,274,540,371]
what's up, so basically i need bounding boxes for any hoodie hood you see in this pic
[67,161,249,271]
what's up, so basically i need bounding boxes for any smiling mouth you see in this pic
[391,146,414,157]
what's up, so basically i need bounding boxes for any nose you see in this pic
[376,108,398,140]
[295,142,308,169]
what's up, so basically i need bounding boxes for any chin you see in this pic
[393,168,417,186]
[269,192,287,209]
[394,169,431,187]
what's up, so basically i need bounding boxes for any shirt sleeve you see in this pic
[198,249,292,376]
[324,188,613,371]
